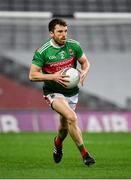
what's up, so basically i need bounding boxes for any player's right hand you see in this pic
[52,70,70,87]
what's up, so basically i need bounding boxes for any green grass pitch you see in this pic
[0,132,131,179]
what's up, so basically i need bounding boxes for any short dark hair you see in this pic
[48,18,67,32]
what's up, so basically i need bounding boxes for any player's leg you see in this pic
[52,97,83,145]
[53,115,68,163]
[52,97,95,166]
[55,115,68,146]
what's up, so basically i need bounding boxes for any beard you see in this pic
[53,37,66,46]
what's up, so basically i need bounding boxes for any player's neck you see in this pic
[51,39,65,48]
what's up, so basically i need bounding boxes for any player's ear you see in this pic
[49,31,54,38]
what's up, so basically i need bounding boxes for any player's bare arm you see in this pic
[29,64,69,86]
[78,54,90,86]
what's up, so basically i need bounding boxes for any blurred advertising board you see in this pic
[0,110,131,133]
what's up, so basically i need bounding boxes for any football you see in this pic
[61,67,80,89]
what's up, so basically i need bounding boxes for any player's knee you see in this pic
[66,112,77,125]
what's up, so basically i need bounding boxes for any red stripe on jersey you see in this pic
[43,57,76,73]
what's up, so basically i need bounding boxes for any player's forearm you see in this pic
[29,72,54,82]
[78,54,90,74]
[81,60,90,74]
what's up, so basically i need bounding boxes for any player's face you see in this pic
[50,24,68,46]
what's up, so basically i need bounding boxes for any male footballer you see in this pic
[29,18,95,166]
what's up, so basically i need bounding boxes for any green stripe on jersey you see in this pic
[38,41,51,54]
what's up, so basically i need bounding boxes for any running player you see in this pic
[29,18,95,166]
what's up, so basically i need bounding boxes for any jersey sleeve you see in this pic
[32,51,44,67]
[74,42,84,59]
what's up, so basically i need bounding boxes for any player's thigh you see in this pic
[52,97,77,121]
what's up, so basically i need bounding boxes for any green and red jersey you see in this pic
[32,38,83,96]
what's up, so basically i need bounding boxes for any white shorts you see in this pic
[43,93,78,110]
